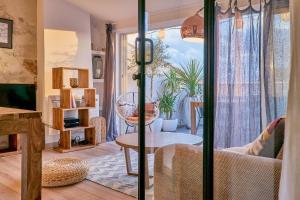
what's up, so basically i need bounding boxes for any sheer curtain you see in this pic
[215,0,290,149]
[215,2,262,148]
[263,0,290,125]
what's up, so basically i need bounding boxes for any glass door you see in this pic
[135,0,213,199]
[133,0,289,199]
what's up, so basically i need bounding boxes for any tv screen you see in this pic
[0,84,36,111]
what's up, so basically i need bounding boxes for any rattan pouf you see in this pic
[42,158,89,187]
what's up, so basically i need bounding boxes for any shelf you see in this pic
[92,50,105,56]
[52,66,96,153]
[54,144,96,153]
[58,107,96,111]
[93,79,104,83]
[53,67,89,89]
[62,87,91,90]
[63,126,94,132]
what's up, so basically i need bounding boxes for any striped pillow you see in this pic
[248,117,285,158]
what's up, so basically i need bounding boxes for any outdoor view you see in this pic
[125,26,204,135]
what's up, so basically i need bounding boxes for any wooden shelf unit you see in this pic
[52,67,97,153]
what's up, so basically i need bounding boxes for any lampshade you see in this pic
[181,11,204,42]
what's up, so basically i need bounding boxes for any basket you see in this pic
[42,158,89,187]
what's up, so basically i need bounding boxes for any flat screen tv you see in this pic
[0,84,36,111]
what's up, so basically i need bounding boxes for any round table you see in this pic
[116,132,202,188]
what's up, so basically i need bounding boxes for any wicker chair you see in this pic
[115,92,159,134]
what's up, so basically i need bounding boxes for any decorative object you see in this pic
[0,18,13,49]
[87,152,154,198]
[70,78,79,88]
[181,8,204,42]
[75,97,82,107]
[42,158,89,187]
[52,67,96,153]
[92,55,104,79]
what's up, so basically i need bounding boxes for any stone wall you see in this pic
[0,0,37,149]
[0,0,37,83]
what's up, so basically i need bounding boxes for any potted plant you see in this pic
[158,92,178,132]
[158,68,180,132]
[173,59,204,129]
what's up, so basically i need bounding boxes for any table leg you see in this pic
[145,154,150,189]
[124,149,151,188]
[124,148,138,176]
[191,102,196,135]
[21,118,44,200]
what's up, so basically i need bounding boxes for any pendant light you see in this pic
[181,7,204,42]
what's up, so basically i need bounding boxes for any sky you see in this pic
[126,27,204,99]
[127,27,204,68]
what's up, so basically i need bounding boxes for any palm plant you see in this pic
[161,68,181,94]
[173,59,204,97]
[158,92,177,120]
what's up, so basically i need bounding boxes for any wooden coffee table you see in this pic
[116,132,202,188]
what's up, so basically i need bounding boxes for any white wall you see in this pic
[42,0,93,144]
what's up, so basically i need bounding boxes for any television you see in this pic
[0,84,36,111]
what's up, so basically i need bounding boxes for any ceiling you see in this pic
[64,0,203,23]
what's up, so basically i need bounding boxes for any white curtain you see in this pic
[279,0,300,199]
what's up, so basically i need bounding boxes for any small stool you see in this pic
[42,158,89,187]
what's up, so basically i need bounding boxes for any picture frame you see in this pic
[0,18,13,49]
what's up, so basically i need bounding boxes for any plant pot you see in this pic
[183,96,201,129]
[162,119,178,132]
[150,118,163,133]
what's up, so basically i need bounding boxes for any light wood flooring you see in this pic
[0,142,136,200]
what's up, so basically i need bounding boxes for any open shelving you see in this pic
[52,67,97,153]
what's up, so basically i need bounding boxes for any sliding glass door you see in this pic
[132,0,290,199]
[134,0,214,199]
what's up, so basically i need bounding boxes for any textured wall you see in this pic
[0,0,37,149]
[0,0,37,83]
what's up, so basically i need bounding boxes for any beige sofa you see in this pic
[154,144,282,200]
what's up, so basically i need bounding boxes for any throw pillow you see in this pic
[276,145,284,160]
[118,103,136,118]
[248,117,285,158]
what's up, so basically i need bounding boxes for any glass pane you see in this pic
[214,0,290,199]
[144,1,204,199]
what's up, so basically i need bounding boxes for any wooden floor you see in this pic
[0,143,136,200]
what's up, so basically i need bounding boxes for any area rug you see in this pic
[86,150,154,198]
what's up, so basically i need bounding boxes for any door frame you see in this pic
[136,0,216,199]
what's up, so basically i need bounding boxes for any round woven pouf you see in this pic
[42,158,89,187]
